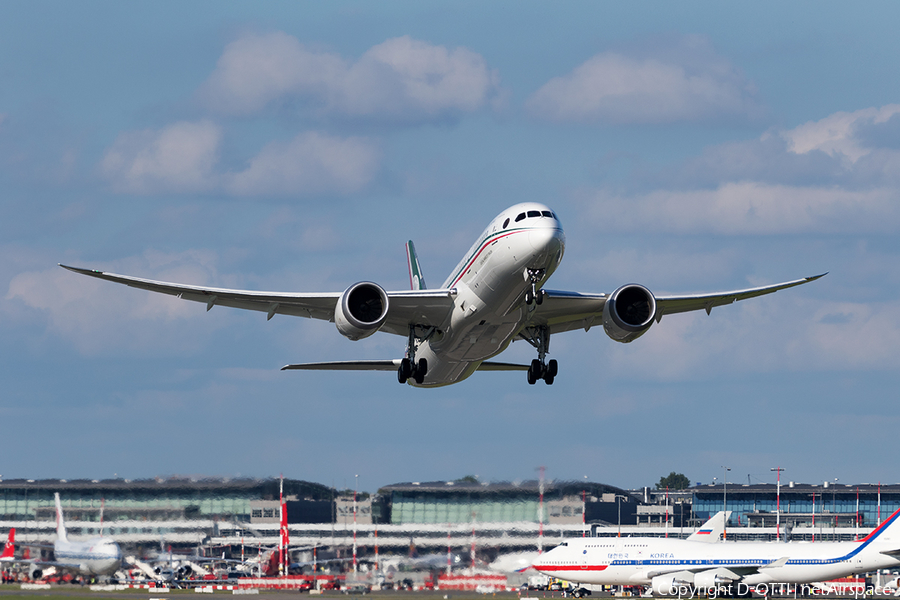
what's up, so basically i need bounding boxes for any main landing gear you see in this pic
[398,325,431,385]
[524,269,546,306]
[521,325,557,385]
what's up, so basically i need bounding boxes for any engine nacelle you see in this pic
[335,281,390,341]
[651,572,694,597]
[28,564,43,580]
[603,283,656,343]
[693,569,735,591]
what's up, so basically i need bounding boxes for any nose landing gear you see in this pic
[524,269,546,306]
[521,325,557,385]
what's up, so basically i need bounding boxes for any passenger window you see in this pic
[527,210,541,218]
[515,213,526,222]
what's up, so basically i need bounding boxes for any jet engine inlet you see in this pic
[603,283,656,343]
[335,281,390,340]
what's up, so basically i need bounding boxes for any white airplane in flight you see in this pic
[61,203,824,388]
[533,506,900,595]
[15,493,123,580]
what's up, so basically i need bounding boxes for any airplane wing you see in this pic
[531,274,826,335]
[59,265,455,336]
[648,556,789,581]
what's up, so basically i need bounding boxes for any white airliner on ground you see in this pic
[61,203,824,388]
[14,493,123,580]
[533,506,900,595]
[489,512,732,576]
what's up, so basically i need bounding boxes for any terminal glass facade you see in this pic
[692,486,900,527]
[391,493,540,524]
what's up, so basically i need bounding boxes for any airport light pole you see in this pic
[353,474,358,574]
[833,478,839,541]
[616,495,626,537]
[582,475,588,538]
[810,493,817,542]
[722,466,731,540]
[771,467,784,541]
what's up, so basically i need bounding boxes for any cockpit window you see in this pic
[527,210,541,218]
[515,212,526,222]
[503,218,510,228]
[541,210,553,218]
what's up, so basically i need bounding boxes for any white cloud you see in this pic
[781,104,900,162]
[574,103,900,234]
[601,295,900,382]
[5,250,224,355]
[99,122,380,196]
[198,32,504,122]
[100,120,222,194]
[226,131,380,196]
[580,182,900,235]
[526,37,759,124]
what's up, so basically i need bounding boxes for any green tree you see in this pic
[656,472,691,490]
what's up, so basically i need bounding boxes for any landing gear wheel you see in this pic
[547,359,558,378]
[535,289,545,305]
[398,358,412,383]
[413,358,428,384]
[525,289,534,305]
[527,368,537,385]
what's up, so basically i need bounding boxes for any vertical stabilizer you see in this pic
[54,493,68,543]
[406,241,427,290]
[687,511,731,542]
[1,528,14,559]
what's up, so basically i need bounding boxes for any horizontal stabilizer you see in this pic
[476,362,531,371]
[282,360,531,372]
[880,549,900,558]
[282,360,400,371]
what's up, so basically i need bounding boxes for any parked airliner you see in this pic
[61,203,824,387]
[488,512,731,576]
[13,493,122,580]
[533,506,900,594]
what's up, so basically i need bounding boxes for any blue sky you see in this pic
[2,1,899,493]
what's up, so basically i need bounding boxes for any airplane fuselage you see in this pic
[413,202,565,386]
[534,532,900,589]
[54,537,122,576]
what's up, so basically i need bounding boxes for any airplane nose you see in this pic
[528,225,564,255]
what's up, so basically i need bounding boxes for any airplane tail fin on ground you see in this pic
[406,241,427,290]
[860,505,900,545]
[54,493,68,543]
[1,528,14,559]
[687,511,731,542]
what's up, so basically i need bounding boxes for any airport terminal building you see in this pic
[1,476,897,555]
